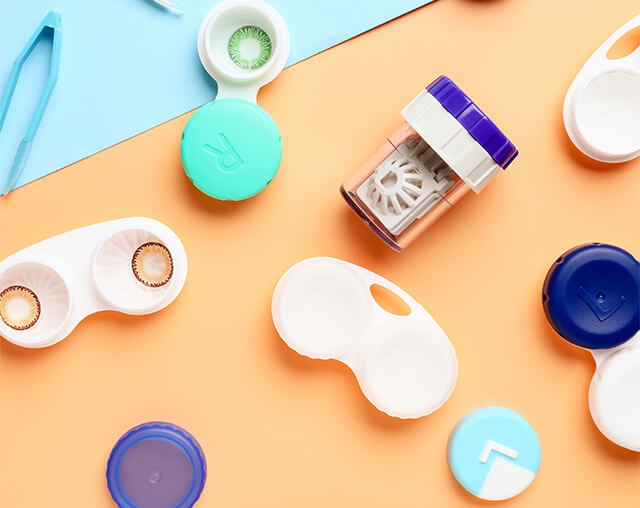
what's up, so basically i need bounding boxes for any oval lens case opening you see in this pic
[181,0,290,201]
[564,15,640,163]
[0,217,187,348]
[543,243,640,451]
[272,257,458,419]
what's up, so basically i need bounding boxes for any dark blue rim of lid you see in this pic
[426,75,518,169]
[107,422,207,508]
[542,243,640,350]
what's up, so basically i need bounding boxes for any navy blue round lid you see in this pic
[543,244,640,350]
[107,422,207,508]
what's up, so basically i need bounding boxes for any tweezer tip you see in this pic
[43,11,63,29]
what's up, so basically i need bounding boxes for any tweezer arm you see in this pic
[0,11,62,195]
[26,23,62,141]
[0,45,27,130]
[0,11,62,137]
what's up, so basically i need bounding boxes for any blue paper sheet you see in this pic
[0,1,431,191]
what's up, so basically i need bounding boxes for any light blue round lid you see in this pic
[181,98,282,201]
[448,407,541,501]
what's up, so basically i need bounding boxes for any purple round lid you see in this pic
[426,75,518,169]
[107,422,207,508]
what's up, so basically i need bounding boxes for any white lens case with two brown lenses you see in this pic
[272,257,458,419]
[0,218,187,349]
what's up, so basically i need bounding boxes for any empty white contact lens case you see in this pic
[0,218,187,348]
[564,15,640,163]
[272,257,458,419]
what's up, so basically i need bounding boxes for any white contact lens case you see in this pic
[0,218,187,349]
[543,243,640,451]
[272,257,458,419]
[564,15,640,163]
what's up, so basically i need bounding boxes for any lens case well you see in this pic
[563,15,640,163]
[272,257,458,419]
[0,218,187,349]
[543,243,640,451]
[181,0,290,201]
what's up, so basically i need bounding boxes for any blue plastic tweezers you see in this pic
[0,11,62,195]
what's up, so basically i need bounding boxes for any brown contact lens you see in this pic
[132,242,174,288]
[0,285,41,330]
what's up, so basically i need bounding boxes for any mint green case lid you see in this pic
[180,98,282,201]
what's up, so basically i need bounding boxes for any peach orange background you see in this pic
[1,0,639,506]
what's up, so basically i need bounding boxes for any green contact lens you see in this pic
[228,25,272,70]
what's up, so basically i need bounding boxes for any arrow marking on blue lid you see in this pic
[577,286,626,322]
[203,133,244,172]
[479,440,518,463]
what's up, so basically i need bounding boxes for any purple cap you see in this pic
[426,76,518,169]
[107,422,207,508]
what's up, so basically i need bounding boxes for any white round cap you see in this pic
[589,345,640,451]
[272,258,371,360]
[358,319,457,418]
